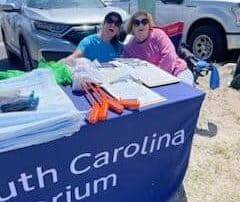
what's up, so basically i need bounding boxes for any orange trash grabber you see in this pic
[118,99,140,110]
[98,101,109,121]
[87,83,109,121]
[88,103,100,124]
[94,84,124,114]
[95,84,140,111]
[81,82,100,124]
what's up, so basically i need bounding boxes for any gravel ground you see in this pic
[170,63,240,202]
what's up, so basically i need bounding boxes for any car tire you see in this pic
[20,41,33,71]
[1,29,19,63]
[188,25,226,62]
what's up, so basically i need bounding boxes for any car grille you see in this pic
[63,26,99,45]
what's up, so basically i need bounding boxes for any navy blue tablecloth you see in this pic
[0,82,205,202]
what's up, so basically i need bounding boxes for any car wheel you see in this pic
[1,29,18,63]
[20,41,33,71]
[188,25,226,62]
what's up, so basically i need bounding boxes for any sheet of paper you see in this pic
[103,80,166,107]
[98,66,130,84]
[99,58,180,87]
[130,63,180,87]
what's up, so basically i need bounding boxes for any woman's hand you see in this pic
[58,50,83,66]
[59,56,76,67]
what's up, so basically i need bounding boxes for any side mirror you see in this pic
[0,3,21,12]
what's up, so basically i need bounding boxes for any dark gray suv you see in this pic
[0,0,128,70]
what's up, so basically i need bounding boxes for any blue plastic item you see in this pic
[1,91,39,113]
[195,61,220,89]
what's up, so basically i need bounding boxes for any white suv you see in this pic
[104,0,240,62]
[0,0,128,70]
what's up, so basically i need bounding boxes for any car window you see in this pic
[27,0,105,9]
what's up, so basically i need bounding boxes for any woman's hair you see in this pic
[126,10,153,34]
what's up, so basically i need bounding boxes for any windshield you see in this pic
[27,0,105,9]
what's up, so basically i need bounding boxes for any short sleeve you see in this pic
[76,36,92,54]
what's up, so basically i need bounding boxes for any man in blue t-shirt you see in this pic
[62,12,123,63]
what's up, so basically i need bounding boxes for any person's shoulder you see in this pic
[78,34,99,49]
[151,28,166,37]
[81,33,99,43]
[84,33,98,40]
[150,28,168,42]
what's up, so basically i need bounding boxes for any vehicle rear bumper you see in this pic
[226,33,240,50]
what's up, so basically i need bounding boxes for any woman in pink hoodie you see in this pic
[123,10,194,86]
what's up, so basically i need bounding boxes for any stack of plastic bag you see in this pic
[0,69,86,153]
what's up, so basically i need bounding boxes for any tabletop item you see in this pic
[81,82,101,124]
[103,79,166,107]
[81,82,140,124]
[99,58,180,87]
[1,91,39,113]
[0,69,85,153]
[38,59,72,86]
[0,70,25,80]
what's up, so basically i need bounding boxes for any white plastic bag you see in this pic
[71,58,103,91]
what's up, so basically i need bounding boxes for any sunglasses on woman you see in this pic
[105,17,121,27]
[132,18,149,27]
